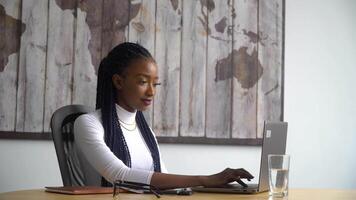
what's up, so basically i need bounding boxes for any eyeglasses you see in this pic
[113,180,161,198]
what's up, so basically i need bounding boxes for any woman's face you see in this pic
[113,59,160,112]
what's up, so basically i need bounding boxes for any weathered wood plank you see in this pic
[84,0,104,76]
[179,0,206,137]
[101,0,130,57]
[16,0,48,132]
[72,1,103,107]
[128,0,156,127]
[257,0,284,138]
[153,0,182,137]
[0,0,22,131]
[231,0,259,139]
[43,0,75,132]
[205,0,232,138]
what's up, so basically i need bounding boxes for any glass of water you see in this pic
[268,154,290,198]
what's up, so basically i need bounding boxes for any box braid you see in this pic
[96,42,161,186]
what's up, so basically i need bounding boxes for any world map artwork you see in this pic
[0,0,283,143]
[1,0,265,90]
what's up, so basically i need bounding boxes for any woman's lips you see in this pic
[141,99,152,106]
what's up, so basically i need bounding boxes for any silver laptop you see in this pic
[193,121,288,194]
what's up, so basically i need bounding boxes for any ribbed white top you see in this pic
[74,104,166,184]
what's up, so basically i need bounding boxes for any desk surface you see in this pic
[1,189,356,200]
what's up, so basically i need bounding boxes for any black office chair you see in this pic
[50,104,101,186]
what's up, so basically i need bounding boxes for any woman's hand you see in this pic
[151,168,254,190]
[200,168,254,188]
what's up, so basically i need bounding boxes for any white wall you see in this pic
[285,0,356,189]
[1,0,356,193]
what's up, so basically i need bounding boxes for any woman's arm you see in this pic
[151,168,254,189]
[149,128,254,189]
[75,112,254,188]
[74,112,154,184]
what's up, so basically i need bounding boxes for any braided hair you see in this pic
[96,42,161,186]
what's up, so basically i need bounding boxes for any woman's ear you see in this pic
[112,74,124,90]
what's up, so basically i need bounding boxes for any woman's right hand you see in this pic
[200,168,254,188]
[151,168,254,190]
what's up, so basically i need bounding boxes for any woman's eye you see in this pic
[139,80,148,85]
[153,83,161,87]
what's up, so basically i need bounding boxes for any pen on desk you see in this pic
[160,188,193,195]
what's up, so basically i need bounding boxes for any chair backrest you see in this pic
[50,104,101,186]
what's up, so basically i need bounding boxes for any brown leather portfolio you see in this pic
[45,186,115,195]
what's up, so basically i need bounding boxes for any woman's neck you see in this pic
[115,104,136,124]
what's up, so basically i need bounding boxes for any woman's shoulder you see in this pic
[74,109,103,130]
[74,109,106,141]
[76,109,101,121]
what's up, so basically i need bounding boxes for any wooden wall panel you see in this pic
[205,0,232,139]
[179,0,206,137]
[72,0,100,107]
[231,0,258,139]
[0,0,21,131]
[16,0,48,132]
[84,0,104,77]
[128,0,156,127]
[0,0,284,145]
[43,0,74,132]
[101,0,130,57]
[257,0,284,138]
[153,0,182,137]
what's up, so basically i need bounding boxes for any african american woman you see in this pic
[74,42,254,190]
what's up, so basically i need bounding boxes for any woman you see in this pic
[74,42,254,189]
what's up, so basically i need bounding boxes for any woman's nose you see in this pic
[146,84,155,96]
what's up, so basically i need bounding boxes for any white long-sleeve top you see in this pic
[74,104,167,185]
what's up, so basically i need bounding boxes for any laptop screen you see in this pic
[257,121,288,192]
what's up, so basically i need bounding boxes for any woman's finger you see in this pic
[236,179,248,188]
[234,168,254,179]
